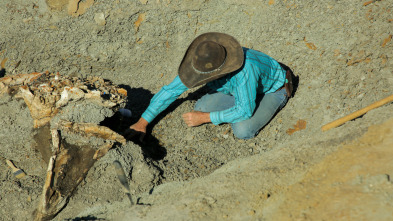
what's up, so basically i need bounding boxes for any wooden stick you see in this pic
[322,94,393,132]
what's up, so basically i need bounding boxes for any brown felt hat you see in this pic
[179,32,244,88]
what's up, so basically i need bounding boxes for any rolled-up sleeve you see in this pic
[142,76,188,123]
[209,70,258,125]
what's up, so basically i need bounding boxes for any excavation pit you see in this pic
[0,72,160,220]
[1,0,393,219]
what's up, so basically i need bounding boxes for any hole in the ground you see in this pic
[100,111,167,161]
[100,111,130,134]
[0,68,5,78]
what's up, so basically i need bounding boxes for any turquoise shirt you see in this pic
[141,48,286,125]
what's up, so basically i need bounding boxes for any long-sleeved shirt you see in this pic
[141,47,286,125]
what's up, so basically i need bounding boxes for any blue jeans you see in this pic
[194,88,288,139]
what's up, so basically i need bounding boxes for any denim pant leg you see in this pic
[194,91,236,112]
[194,89,288,140]
[231,88,288,139]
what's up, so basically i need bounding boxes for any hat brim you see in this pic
[178,32,244,88]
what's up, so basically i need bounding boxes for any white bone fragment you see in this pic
[56,86,85,108]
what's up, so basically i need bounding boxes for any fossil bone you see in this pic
[57,120,126,144]
[1,72,128,221]
[1,72,127,128]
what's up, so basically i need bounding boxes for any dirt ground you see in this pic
[0,0,392,220]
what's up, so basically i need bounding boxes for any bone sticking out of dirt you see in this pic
[1,72,129,220]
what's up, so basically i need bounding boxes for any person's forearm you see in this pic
[200,112,211,124]
[182,111,211,127]
[137,118,149,127]
[141,76,189,123]
[130,117,149,133]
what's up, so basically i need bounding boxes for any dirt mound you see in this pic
[268,118,393,221]
[107,118,393,221]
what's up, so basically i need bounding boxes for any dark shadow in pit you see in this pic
[0,68,5,78]
[113,84,210,160]
[118,84,210,127]
[129,132,167,161]
[68,215,104,221]
[100,108,167,161]
[279,62,299,98]
[117,85,155,117]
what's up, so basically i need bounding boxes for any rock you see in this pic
[94,13,106,26]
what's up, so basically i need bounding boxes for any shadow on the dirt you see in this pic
[118,84,210,126]
[279,62,300,97]
[0,68,6,78]
[68,215,105,220]
[110,84,210,161]
[127,132,167,161]
[99,89,168,161]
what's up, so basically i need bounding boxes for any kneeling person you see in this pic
[127,32,292,140]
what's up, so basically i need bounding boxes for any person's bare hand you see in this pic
[124,118,148,143]
[182,111,211,127]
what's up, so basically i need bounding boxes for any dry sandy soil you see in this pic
[0,0,392,220]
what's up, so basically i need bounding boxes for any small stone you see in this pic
[357,93,364,99]
[94,13,106,26]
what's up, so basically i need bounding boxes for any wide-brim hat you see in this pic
[179,32,244,88]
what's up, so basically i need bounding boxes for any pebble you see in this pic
[94,13,106,26]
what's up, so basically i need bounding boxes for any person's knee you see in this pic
[194,101,205,112]
[194,95,210,112]
[232,124,257,140]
